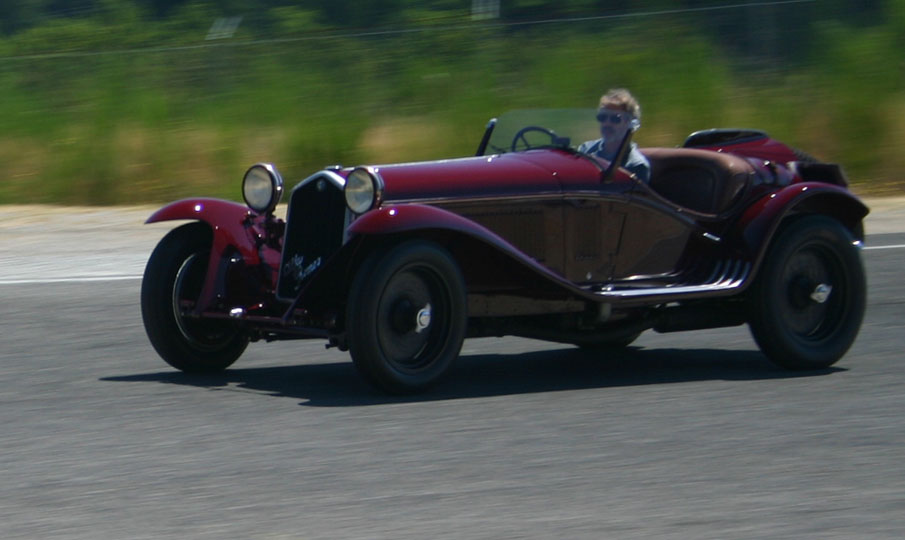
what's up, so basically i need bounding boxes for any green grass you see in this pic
[0,13,902,205]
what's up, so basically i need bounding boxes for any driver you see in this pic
[577,88,651,183]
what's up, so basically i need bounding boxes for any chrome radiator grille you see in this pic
[277,172,348,300]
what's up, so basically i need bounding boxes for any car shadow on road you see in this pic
[103,345,844,407]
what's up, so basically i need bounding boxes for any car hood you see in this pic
[362,149,601,203]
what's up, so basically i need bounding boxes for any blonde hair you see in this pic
[599,88,641,121]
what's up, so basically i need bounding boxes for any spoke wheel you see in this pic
[141,223,248,372]
[347,241,466,394]
[749,216,865,369]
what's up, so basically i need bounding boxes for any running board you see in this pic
[593,259,751,305]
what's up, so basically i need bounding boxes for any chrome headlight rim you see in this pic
[242,163,284,214]
[344,166,384,214]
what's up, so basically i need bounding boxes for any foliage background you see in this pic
[0,0,902,204]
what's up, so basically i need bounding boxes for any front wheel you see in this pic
[141,222,248,372]
[346,241,467,394]
[748,215,866,369]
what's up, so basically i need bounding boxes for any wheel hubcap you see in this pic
[375,266,452,373]
[810,283,832,304]
[779,244,846,341]
[389,299,432,334]
[389,298,416,333]
[415,304,432,333]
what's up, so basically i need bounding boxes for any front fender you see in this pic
[147,197,252,226]
[344,204,598,302]
[147,198,259,262]
[349,204,497,237]
[735,183,869,268]
[348,204,543,265]
[147,198,272,313]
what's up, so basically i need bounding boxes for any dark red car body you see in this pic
[142,111,868,393]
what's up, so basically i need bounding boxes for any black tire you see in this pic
[748,215,866,369]
[141,222,248,372]
[346,241,467,394]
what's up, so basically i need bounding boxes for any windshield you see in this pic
[480,109,603,156]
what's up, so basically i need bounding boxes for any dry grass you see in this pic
[0,139,48,202]
[359,117,449,164]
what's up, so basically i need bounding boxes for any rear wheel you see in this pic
[748,216,865,369]
[141,222,248,372]
[346,241,467,394]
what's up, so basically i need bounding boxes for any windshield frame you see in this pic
[478,109,605,157]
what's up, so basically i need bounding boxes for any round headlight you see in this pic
[344,167,382,214]
[242,163,283,214]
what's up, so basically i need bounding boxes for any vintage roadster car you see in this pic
[141,109,868,393]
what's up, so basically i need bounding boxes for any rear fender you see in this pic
[147,198,264,312]
[735,183,869,272]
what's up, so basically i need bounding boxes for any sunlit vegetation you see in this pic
[0,1,901,204]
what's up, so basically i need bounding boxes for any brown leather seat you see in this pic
[642,148,753,214]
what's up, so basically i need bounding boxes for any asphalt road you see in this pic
[1,206,903,539]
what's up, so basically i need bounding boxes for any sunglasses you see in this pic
[596,111,627,124]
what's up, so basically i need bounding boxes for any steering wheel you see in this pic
[511,126,560,152]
